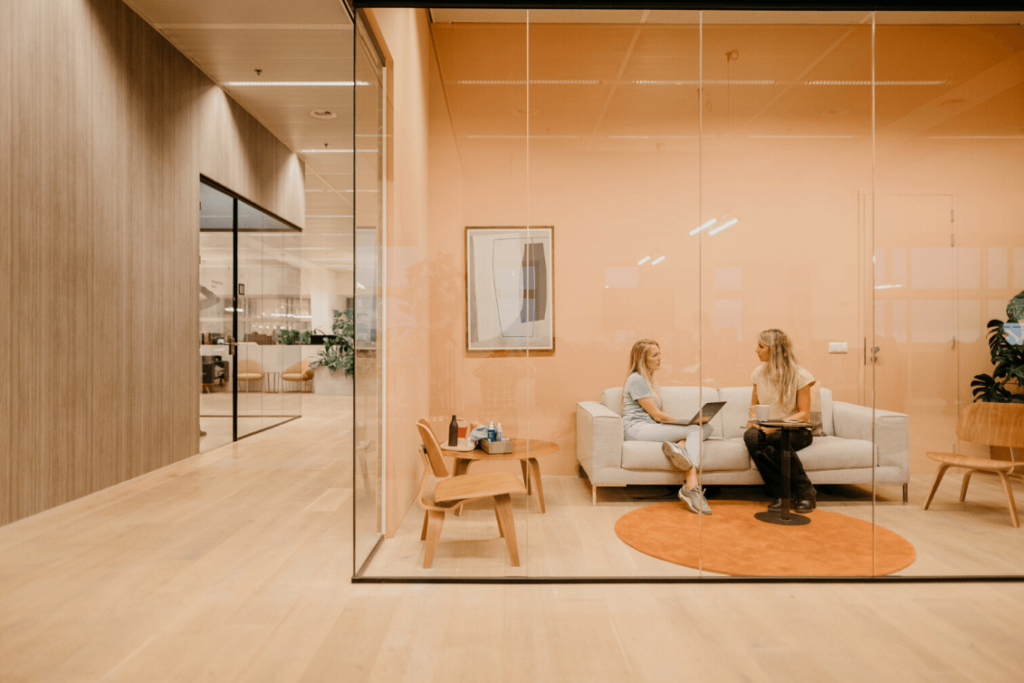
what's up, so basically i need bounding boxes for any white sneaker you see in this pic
[662,441,694,471]
[678,484,712,515]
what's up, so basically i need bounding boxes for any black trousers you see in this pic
[743,427,816,499]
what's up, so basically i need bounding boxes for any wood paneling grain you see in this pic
[2,0,304,526]
[0,0,12,526]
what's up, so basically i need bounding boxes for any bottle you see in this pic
[448,415,458,447]
[488,421,496,442]
[496,423,504,442]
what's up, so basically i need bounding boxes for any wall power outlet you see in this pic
[829,342,848,354]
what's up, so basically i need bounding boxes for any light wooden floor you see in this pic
[1,397,1022,682]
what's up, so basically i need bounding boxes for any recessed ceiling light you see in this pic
[805,80,947,86]
[310,110,337,119]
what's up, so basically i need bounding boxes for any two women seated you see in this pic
[622,329,817,515]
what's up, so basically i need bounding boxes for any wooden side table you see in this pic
[440,438,559,514]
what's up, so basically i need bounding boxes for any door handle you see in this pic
[229,341,237,356]
[870,346,880,363]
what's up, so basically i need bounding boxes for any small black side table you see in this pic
[753,420,813,526]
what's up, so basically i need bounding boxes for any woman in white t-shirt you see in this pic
[743,329,817,512]
[620,339,713,515]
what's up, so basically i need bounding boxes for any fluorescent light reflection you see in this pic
[874,284,904,289]
[638,256,651,266]
[356,282,366,290]
[708,218,739,235]
[689,218,717,236]
[225,81,369,86]
[651,256,665,266]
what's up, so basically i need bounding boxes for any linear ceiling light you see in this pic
[708,218,739,235]
[651,256,666,266]
[748,135,856,139]
[300,149,354,153]
[467,135,580,139]
[689,218,717,236]
[457,80,600,85]
[224,81,369,86]
[804,80,947,86]
[609,135,700,139]
[633,80,776,85]
[874,284,904,289]
[638,256,651,265]
[928,135,1024,139]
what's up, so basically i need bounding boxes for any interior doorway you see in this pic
[199,178,305,453]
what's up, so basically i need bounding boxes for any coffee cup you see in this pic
[754,405,770,422]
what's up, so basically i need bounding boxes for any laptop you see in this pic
[664,401,727,426]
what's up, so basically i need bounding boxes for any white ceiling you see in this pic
[124,0,359,274]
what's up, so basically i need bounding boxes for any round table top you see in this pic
[440,438,559,461]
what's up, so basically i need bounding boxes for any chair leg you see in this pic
[493,501,505,537]
[997,472,1019,528]
[420,510,429,541]
[493,494,520,567]
[959,470,975,503]
[423,511,445,568]
[923,464,950,510]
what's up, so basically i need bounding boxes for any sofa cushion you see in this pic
[717,386,754,440]
[622,438,751,473]
[819,388,835,436]
[797,436,873,471]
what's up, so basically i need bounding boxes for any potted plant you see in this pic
[972,291,1024,404]
[310,308,355,396]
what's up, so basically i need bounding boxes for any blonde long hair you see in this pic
[758,328,800,403]
[623,339,662,410]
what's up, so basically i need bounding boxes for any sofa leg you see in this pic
[592,485,597,506]
[903,483,908,505]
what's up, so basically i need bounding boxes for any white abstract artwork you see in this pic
[467,227,554,351]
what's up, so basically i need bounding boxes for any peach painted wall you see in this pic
[366,8,433,536]
[420,21,1024,481]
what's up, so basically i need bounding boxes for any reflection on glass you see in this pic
[352,8,1024,580]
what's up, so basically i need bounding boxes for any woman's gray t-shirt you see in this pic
[622,373,659,431]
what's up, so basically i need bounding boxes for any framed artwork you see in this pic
[466,226,554,351]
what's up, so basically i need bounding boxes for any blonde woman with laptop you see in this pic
[621,339,714,515]
[743,329,817,513]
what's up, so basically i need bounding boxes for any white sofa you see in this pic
[576,386,909,505]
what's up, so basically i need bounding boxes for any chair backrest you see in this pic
[957,402,1024,448]
[416,420,449,478]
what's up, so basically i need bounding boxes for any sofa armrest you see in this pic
[832,401,909,473]
[576,402,624,483]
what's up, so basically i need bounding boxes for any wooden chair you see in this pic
[923,402,1024,527]
[415,419,527,568]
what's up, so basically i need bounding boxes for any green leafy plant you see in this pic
[972,317,1024,404]
[310,308,355,377]
[278,329,300,345]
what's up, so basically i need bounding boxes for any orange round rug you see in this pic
[615,501,915,577]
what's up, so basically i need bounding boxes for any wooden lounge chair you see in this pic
[923,402,1024,527]
[415,419,527,568]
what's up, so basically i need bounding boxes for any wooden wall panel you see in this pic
[0,0,12,525]
[2,0,304,526]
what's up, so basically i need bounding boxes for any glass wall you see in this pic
[199,180,304,453]
[354,8,1024,580]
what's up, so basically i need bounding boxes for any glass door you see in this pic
[199,178,303,453]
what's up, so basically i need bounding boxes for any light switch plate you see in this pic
[829,342,848,354]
